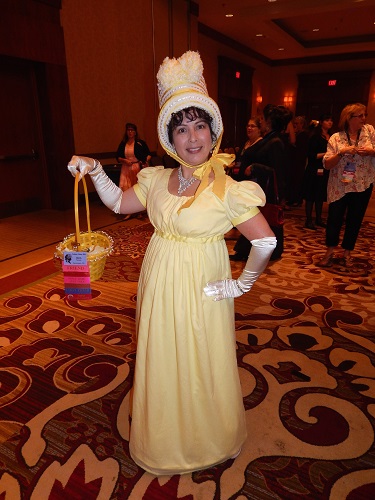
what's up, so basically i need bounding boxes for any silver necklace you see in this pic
[177,166,197,195]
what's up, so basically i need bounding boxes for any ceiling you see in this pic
[197,0,375,65]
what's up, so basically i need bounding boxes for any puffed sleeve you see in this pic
[224,179,266,226]
[133,166,164,207]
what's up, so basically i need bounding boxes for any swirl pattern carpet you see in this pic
[0,214,374,499]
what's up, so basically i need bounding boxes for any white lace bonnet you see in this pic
[156,51,223,156]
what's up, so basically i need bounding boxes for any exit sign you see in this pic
[328,80,337,86]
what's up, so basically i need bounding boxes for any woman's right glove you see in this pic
[67,155,123,213]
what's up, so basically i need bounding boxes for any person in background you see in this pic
[317,103,375,267]
[230,104,292,261]
[287,115,309,207]
[116,122,151,191]
[67,51,276,475]
[233,116,263,181]
[283,116,296,148]
[257,104,293,204]
[281,115,296,208]
[302,113,333,229]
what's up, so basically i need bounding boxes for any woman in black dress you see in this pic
[230,104,292,261]
[302,114,333,229]
[233,116,263,181]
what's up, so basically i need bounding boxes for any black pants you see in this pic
[326,184,373,250]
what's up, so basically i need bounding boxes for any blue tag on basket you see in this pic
[62,251,91,300]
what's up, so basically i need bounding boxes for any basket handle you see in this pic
[74,174,92,248]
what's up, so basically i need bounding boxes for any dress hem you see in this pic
[130,445,245,476]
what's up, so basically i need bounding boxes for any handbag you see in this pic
[254,165,284,227]
[260,203,284,227]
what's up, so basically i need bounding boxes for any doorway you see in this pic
[218,56,253,150]
[0,57,49,217]
[296,70,372,129]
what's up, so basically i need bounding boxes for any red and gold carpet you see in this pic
[0,213,375,499]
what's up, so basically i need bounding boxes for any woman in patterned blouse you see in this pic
[317,103,375,268]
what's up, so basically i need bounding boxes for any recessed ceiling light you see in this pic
[278,47,285,51]
[225,14,234,17]
[256,33,264,37]
[313,28,320,32]
[268,0,277,3]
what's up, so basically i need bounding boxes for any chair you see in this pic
[163,154,179,168]
[149,155,163,166]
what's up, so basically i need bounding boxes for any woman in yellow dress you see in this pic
[67,51,276,475]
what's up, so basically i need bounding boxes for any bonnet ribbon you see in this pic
[166,133,235,212]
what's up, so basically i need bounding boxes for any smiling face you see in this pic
[246,120,261,142]
[171,110,213,166]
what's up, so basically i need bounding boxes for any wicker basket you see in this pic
[55,175,113,281]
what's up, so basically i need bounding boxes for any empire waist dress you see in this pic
[130,166,265,475]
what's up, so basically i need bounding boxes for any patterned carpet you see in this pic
[0,213,375,499]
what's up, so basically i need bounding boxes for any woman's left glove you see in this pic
[67,155,123,213]
[203,236,277,301]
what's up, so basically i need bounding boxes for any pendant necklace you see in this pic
[177,166,197,195]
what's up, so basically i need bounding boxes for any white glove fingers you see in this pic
[67,155,80,178]
[203,284,218,297]
[204,279,243,301]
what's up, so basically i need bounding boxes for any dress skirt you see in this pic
[119,163,140,191]
[130,231,246,475]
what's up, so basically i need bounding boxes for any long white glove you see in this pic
[204,236,277,301]
[67,155,123,213]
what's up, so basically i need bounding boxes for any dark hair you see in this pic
[263,104,293,133]
[122,122,138,142]
[311,113,333,136]
[168,107,216,146]
[319,113,333,123]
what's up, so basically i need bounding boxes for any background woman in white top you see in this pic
[318,103,375,267]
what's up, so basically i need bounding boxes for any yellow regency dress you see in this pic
[130,166,265,475]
